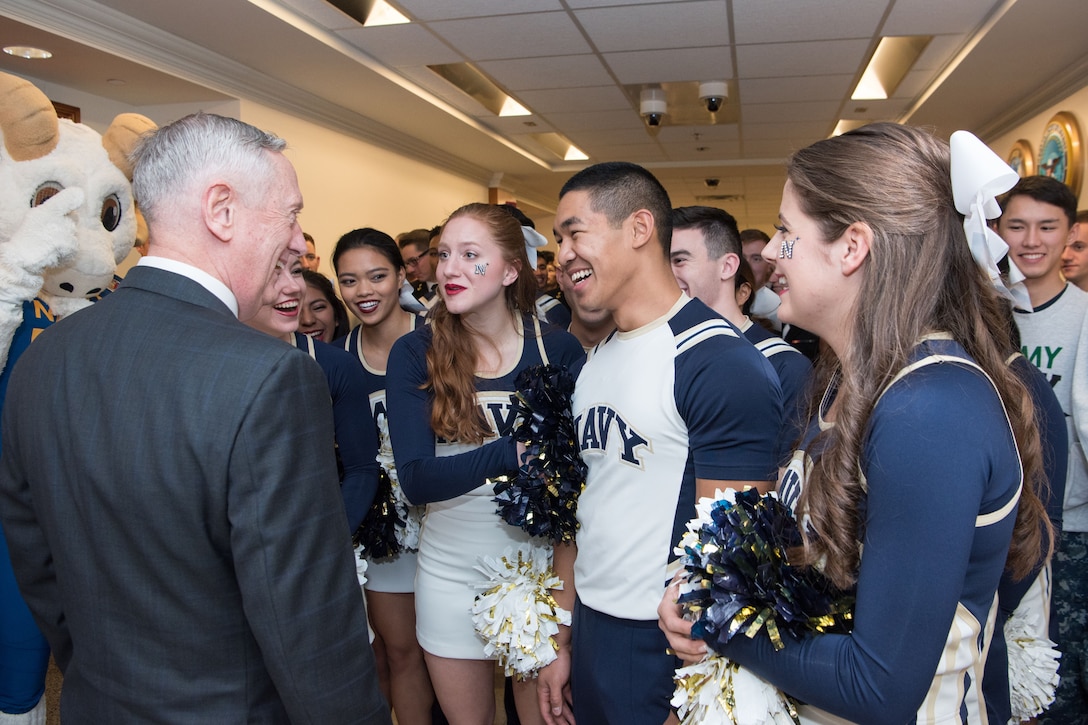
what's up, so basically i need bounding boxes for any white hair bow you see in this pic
[949,130,1030,309]
[522,226,549,267]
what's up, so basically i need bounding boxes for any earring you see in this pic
[779,236,797,259]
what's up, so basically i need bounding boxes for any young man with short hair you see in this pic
[1061,209,1088,290]
[997,175,1088,724]
[671,205,812,464]
[540,162,782,725]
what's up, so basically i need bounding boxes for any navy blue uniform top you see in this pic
[741,319,813,465]
[386,314,584,505]
[727,336,1023,724]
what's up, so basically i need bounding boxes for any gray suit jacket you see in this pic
[0,266,389,724]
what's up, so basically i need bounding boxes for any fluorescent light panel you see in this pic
[532,133,588,162]
[832,119,869,136]
[851,35,932,100]
[428,63,533,118]
[324,0,409,27]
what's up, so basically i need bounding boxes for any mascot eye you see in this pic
[101,194,122,231]
[32,181,64,207]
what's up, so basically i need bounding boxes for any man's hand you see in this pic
[538,645,576,725]
[657,577,706,665]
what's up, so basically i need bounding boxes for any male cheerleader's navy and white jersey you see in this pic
[386,314,584,657]
[573,294,782,621]
[739,316,813,465]
[728,334,1022,725]
[291,332,380,531]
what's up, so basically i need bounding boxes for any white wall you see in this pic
[9,73,490,277]
[989,83,1088,208]
[238,101,486,277]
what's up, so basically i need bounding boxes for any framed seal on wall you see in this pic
[1038,111,1082,196]
[1007,139,1035,178]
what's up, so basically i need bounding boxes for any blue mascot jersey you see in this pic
[0,298,56,422]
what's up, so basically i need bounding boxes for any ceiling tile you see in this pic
[337,25,463,67]
[517,85,632,113]
[574,1,729,52]
[740,120,832,140]
[604,47,732,85]
[395,0,563,21]
[910,34,966,72]
[656,124,740,142]
[566,128,657,147]
[431,12,591,60]
[882,0,999,35]
[742,100,843,123]
[565,0,674,6]
[541,109,645,131]
[732,0,888,43]
[665,142,742,161]
[478,55,613,91]
[742,138,803,158]
[735,39,871,79]
[591,144,670,162]
[739,75,854,104]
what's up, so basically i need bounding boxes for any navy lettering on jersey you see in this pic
[576,405,650,467]
[371,397,388,421]
[485,400,518,437]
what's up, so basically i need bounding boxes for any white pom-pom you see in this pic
[353,542,369,587]
[672,654,797,725]
[1005,607,1060,722]
[471,543,571,678]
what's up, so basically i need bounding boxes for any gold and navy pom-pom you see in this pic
[490,364,586,543]
[675,488,854,654]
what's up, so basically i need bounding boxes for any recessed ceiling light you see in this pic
[363,0,410,27]
[428,63,533,118]
[3,45,53,60]
[852,35,932,101]
[107,78,127,86]
[564,146,589,162]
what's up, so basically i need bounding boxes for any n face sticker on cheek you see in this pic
[474,262,489,276]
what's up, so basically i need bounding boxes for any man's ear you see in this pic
[203,182,235,242]
[841,221,872,277]
[720,252,740,282]
[629,209,656,250]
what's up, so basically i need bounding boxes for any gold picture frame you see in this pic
[1038,111,1082,196]
[1007,139,1035,177]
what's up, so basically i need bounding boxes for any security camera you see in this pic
[640,87,667,132]
[698,81,728,114]
[705,178,720,188]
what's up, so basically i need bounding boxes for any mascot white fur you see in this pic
[0,70,153,723]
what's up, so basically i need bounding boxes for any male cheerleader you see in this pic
[671,205,812,464]
[539,162,782,725]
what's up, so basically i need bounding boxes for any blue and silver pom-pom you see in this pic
[490,364,585,544]
[471,543,571,679]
